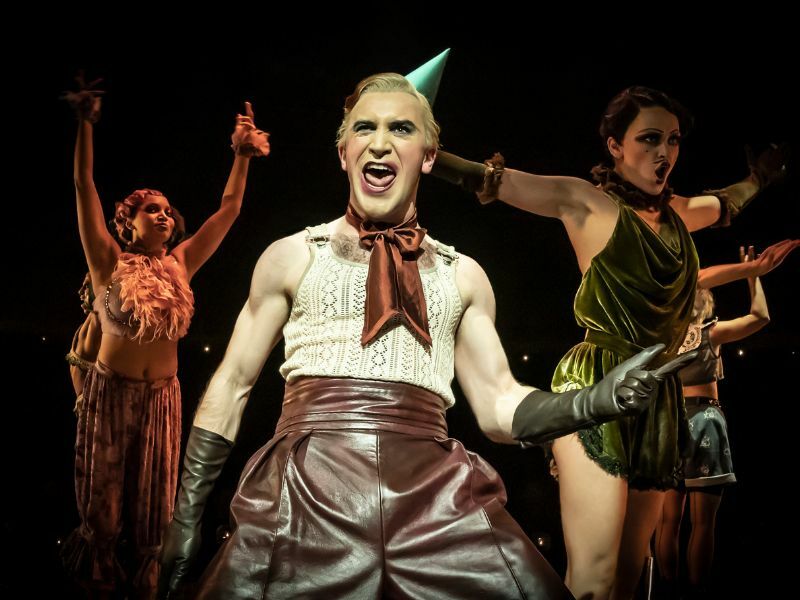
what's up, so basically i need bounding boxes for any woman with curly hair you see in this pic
[60,76,270,598]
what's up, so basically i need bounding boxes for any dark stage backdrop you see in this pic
[4,26,798,598]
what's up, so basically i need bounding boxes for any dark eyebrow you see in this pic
[352,119,375,129]
[636,128,665,134]
[390,119,417,130]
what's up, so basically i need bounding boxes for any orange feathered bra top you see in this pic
[93,252,195,343]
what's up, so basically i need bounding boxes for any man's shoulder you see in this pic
[257,230,308,265]
[249,229,315,288]
[444,247,493,309]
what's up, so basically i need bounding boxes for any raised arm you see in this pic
[64,77,121,282]
[171,102,270,279]
[709,246,771,346]
[697,239,799,289]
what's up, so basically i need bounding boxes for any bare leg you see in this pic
[553,433,627,600]
[655,488,686,582]
[687,489,723,587]
[611,489,665,600]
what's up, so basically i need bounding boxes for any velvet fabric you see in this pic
[552,186,699,489]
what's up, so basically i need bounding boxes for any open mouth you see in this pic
[655,162,670,182]
[362,162,397,192]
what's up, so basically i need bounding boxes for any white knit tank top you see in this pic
[279,224,463,406]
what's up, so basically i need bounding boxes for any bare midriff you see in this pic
[98,334,179,380]
[683,381,718,401]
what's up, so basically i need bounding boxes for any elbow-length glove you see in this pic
[707,143,789,227]
[158,426,233,598]
[512,344,697,445]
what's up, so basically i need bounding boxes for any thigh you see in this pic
[689,489,723,527]
[383,434,570,600]
[198,430,384,600]
[553,433,628,563]
[622,489,665,550]
[660,488,686,528]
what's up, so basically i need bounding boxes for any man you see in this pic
[159,72,691,599]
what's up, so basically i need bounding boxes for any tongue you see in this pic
[365,171,395,188]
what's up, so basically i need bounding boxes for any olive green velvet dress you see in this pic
[552,189,699,489]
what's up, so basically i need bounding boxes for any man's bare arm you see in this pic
[193,233,307,441]
[453,255,532,444]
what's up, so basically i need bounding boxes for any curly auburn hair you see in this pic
[111,189,186,250]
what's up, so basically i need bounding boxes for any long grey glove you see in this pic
[512,344,697,445]
[707,143,789,227]
[158,426,233,599]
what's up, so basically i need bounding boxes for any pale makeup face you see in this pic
[608,106,681,196]
[129,195,175,246]
[338,91,436,224]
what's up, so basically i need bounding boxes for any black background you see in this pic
[4,21,798,597]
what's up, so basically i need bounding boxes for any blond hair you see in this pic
[693,287,715,323]
[335,73,440,150]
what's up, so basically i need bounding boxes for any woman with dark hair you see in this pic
[656,243,796,598]
[60,78,269,598]
[430,86,788,598]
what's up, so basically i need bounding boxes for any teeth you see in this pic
[366,163,394,174]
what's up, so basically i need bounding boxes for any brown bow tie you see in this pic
[345,203,432,348]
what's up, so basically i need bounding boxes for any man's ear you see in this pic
[421,148,437,174]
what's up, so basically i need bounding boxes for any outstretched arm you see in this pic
[432,151,606,220]
[697,239,799,289]
[671,144,789,231]
[172,102,270,279]
[431,152,619,272]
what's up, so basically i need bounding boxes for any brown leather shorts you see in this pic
[197,377,570,599]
